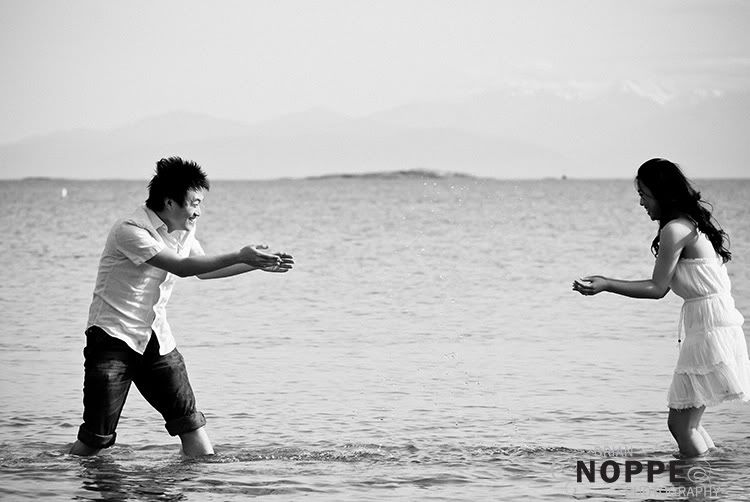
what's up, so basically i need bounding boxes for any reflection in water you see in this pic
[78,454,186,502]
[0,439,742,501]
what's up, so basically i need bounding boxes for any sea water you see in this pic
[1,175,749,500]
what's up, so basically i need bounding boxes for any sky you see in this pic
[1,0,749,175]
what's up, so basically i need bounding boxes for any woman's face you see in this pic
[637,180,660,221]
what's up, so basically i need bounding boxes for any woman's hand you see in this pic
[572,276,608,296]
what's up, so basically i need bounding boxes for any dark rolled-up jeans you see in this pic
[76,326,206,449]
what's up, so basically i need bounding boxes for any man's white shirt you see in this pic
[87,205,204,355]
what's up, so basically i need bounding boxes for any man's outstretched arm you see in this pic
[195,251,294,280]
[147,245,282,278]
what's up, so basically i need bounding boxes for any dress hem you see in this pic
[668,392,749,410]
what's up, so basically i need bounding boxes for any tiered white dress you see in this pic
[668,256,750,409]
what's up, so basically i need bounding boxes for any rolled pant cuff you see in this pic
[165,411,206,436]
[77,424,117,449]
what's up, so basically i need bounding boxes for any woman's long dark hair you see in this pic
[636,158,731,262]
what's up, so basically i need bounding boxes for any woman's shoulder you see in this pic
[659,217,699,246]
[661,217,696,235]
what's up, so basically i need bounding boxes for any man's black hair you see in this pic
[145,157,210,211]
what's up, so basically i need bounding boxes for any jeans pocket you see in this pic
[84,327,130,358]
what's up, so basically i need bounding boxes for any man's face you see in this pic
[165,189,204,232]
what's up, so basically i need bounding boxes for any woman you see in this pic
[573,158,750,457]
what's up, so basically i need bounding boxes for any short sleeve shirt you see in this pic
[87,205,204,355]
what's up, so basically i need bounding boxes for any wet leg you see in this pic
[179,427,214,457]
[694,406,715,449]
[668,407,708,457]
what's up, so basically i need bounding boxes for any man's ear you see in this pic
[164,198,175,209]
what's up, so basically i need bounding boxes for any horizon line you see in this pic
[4,174,748,183]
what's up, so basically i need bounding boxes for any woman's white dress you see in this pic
[668,256,750,409]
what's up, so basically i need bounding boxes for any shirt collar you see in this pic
[142,204,168,232]
[140,204,194,244]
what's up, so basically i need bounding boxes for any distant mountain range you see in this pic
[2,83,748,179]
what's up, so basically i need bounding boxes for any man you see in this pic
[69,157,293,457]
